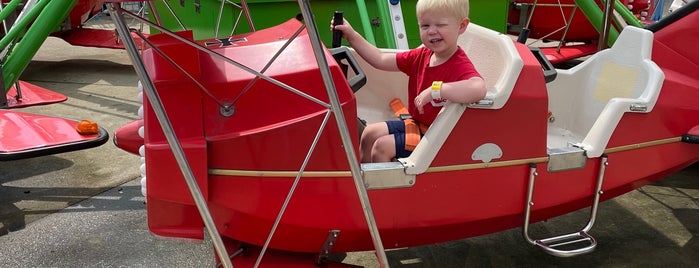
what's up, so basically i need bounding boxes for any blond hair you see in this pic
[415,0,470,20]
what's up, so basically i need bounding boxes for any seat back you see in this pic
[460,23,524,109]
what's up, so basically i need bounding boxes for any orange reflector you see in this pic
[76,120,99,135]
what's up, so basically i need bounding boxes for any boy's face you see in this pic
[417,10,468,56]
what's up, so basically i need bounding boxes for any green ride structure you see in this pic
[149,0,510,49]
[1,0,78,92]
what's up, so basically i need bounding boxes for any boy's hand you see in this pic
[330,18,353,39]
[415,87,433,114]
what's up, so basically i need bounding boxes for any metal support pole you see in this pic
[574,0,619,49]
[297,1,389,267]
[556,6,578,53]
[599,0,615,50]
[239,0,255,32]
[582,156,608,233]
[145,1,163,27]
[107,4,233,268]
[215,0,226,37]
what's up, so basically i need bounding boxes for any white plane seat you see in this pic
[546,26,664,158]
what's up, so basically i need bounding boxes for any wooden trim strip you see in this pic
[208,137,682,177]
[602,137,681,154]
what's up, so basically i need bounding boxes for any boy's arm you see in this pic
[414,77,487,114]
[439,77,487,103]
[333,20,399,72]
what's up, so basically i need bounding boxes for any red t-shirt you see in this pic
[396,46,481,126]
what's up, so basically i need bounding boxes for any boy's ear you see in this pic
[459,18,470,34]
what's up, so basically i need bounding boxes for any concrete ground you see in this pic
[0,31,142,237]
[1,5,698,267]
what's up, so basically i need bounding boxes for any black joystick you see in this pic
[332,11,344,48]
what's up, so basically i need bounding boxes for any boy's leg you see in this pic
[370,120,410,162]
[360,122,390,162]
[371,135,397,163]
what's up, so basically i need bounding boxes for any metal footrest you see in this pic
[523,156,608,257]
[534,230,597,257]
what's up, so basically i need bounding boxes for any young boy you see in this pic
[331,0,486,163]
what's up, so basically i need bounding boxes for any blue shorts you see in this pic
[386,120,413,158]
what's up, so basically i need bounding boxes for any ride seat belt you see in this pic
[389,98,428,151]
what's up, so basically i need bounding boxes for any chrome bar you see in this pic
[218,0,254,34]
[297,0,389,267]
[232,25,305,106]
[522,163,538,244]
[537,232,596,257]
[557,6,578,53]
[217,0,246,36]
[629,104,648,112]
[229,4,243,36]
[599,0,615,50]
[160,0,185,30]
[254,111,333,268]
[583,155,607,232]
[526,0,576,47]
[119,9,330,108]
[528,25,567,46]
[145,1,162,26]
[107,4,233,268]
[524,0,538,29]
[13,81,20,100]
[215,0,225,37]
[133,31,228,109]
[468,99,494,108]
[240,0,255,32]
[14,0,37,25]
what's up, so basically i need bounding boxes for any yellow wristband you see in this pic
[431,81,443,100]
